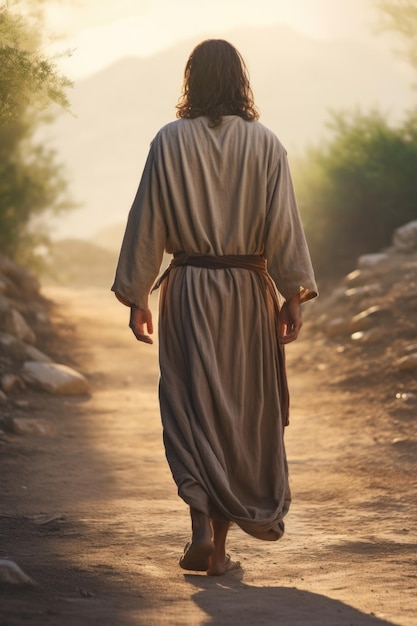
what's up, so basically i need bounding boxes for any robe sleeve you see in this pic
[264,146,318,304]
[111,142,167,310]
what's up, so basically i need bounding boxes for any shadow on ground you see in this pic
[185,573,400,626]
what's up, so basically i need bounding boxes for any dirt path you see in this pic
[1,286,416,626]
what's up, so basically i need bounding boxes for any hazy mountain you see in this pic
[45,24,414,242]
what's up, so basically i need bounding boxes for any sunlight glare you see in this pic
[45,0,376,80]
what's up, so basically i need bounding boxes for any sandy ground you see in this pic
[0,286,416,626]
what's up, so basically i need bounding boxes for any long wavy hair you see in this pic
[176,39,259,127]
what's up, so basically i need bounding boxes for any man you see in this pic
[112,39,318,576]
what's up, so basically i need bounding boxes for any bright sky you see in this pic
[45,0,379,79]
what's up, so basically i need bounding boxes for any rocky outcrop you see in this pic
[0,255,90,408]
[305,220,417,401]
[392,220,417,252]
[0,559,36,586]
[22,361,89,395]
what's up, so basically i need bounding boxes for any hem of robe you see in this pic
[176,476,290,542]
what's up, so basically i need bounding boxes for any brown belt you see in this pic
[152,252,289,428]
[151,253,268,291]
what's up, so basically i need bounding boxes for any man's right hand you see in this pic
[129,306,154,344]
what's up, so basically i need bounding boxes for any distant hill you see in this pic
[42,239,118,288]
[42,233,171,288]
[93,223,126,252]
[46,24,414,240]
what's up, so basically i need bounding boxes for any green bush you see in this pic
[294,108,417,277]
[0,1,73,264]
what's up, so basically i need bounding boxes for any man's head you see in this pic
[177,39,259,127]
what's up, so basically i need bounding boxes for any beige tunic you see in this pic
[112,116,318,541]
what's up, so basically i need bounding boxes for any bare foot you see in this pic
[179,507,214,571]
[179,539,215,571]
[207,554,241,576]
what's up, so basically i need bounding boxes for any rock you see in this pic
[0,331,17,350]
[325,317,351,337]
[344,269,373,287]
[0,332,51,362]
[0,274,14,299]
[34,310,49,325]
[23,344,52,362]
[350,306,387,333]
[357,253,389,269]
[22,361,90,395]
[391,437,417,451]
[3,308,36,344]
[0,294,10,314]
[9,417,56,437]
[344,284,383,301]
[392,437,412,446]
[345,269,361,284]
[0,390,7,404]
[0,559,35,586]
[397,353,417,371]
[351,327,386,344]
[1,374,23,394]
[13,399,30,409]
[396,392,416,401]
[0,256,40,296]
[30,512,65,525]
[327,286,347,303]
[392,220,417,252]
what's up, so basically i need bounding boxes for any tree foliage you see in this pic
[0,0,73,262]
[291,2,417,279]
[375,0,417,72]
[294,109,417,277]
[0,3,71,123]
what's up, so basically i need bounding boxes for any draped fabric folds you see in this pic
[112,116,318,541]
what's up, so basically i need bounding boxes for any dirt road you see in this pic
[1,286,416,626]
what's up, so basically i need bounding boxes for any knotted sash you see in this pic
[152,253,290,428]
